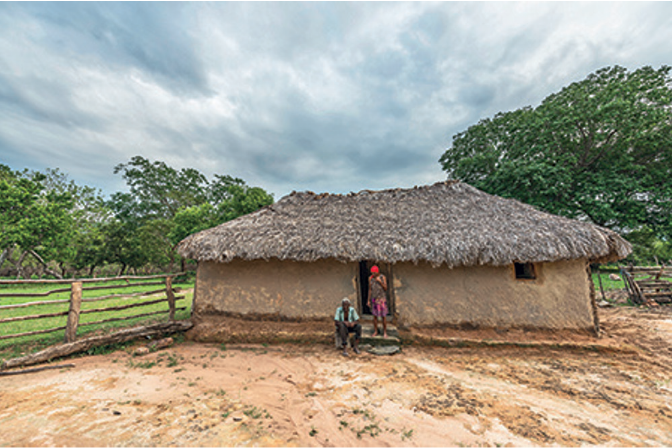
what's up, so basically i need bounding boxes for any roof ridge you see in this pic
[282,180,461,202]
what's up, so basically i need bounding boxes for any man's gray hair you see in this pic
[341,297,351,304]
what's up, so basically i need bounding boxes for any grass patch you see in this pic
[127,359,157,369]
[592,272,627,292]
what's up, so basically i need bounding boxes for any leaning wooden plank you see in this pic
[1,320,193,369]
[632,280,645,304]
[0,326,67,341]
[0,273,186,285]
[0,364,75,376]
[0,299,70,310]
[0,310,69,324]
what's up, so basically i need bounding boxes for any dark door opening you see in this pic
[359,261,372,315]
[358,260,393,317]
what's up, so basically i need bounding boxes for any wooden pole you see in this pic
[64,282,82,343]
[166,277,175,321]
[596,266,606,301]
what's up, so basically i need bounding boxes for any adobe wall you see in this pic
[393,259,594,330]
[193,259,356,319]
[193,258,594,331]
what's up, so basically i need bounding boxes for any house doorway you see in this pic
[358,260,393,318]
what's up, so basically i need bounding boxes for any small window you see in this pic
[514,262,536,280]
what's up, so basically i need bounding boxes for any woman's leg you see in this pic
[372,315,379,337]
[382,316,388,338]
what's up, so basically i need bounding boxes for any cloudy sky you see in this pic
[1,2,670,200]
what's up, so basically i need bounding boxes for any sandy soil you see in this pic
[1,306,672,447]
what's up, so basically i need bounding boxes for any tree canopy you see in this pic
[0,165,75,276]
[439,65,672,252]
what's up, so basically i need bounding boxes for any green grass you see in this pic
[592,272,627,292]
[0,278,193,362]
[592,272,672,292]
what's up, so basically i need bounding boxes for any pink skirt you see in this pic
[372,298,388,317]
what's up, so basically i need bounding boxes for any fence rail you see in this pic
[0,273,186,344]
[619,265,672,305]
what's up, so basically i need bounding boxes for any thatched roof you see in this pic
[177,181,631,267]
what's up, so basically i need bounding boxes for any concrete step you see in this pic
[360,322,401,346]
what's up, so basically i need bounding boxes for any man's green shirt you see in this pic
[334,307,359,322]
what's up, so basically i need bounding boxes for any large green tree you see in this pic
[41,168,112,276]
[112,156,274,270]
[0,165,74,277]
[439,65,672,243]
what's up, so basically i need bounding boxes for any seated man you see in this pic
[334,298,361,356]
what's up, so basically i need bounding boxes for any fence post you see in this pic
[166,277,175,321]
[65,282,82,343]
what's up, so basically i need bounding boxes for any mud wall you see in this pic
[193,259,357,319]
[393,259,594,330]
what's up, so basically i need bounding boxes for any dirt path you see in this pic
[1,306,672,447]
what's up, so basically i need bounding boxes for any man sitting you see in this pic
[334,298,362,356]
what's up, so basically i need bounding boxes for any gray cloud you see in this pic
[1,2,671,200]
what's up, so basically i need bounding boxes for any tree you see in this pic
[439,65,672,245]
[0,165,75,278]
[113,156,274,270]
[40,168,112,276]
[113,156,209,220]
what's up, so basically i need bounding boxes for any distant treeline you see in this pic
[0,156,273,279]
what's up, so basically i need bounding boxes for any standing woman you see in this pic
[368,265,388,338]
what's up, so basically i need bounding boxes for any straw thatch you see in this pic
[177,181,631,267]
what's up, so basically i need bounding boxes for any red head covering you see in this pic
[370,265,379,274]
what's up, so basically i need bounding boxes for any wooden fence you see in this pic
[619,265,672,305]
[0,274,187,344]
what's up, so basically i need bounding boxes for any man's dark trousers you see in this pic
[336,321,362,346]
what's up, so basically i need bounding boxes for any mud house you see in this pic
[177,181,631,333]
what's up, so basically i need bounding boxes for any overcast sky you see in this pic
[1,2,670,200]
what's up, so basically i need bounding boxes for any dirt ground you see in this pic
[1,306,672,447]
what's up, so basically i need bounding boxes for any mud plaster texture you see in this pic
[394,259,593,329]
[194,258,594,332]
[194,259,357,320]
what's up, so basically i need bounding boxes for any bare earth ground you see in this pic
[1,306,672,447]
